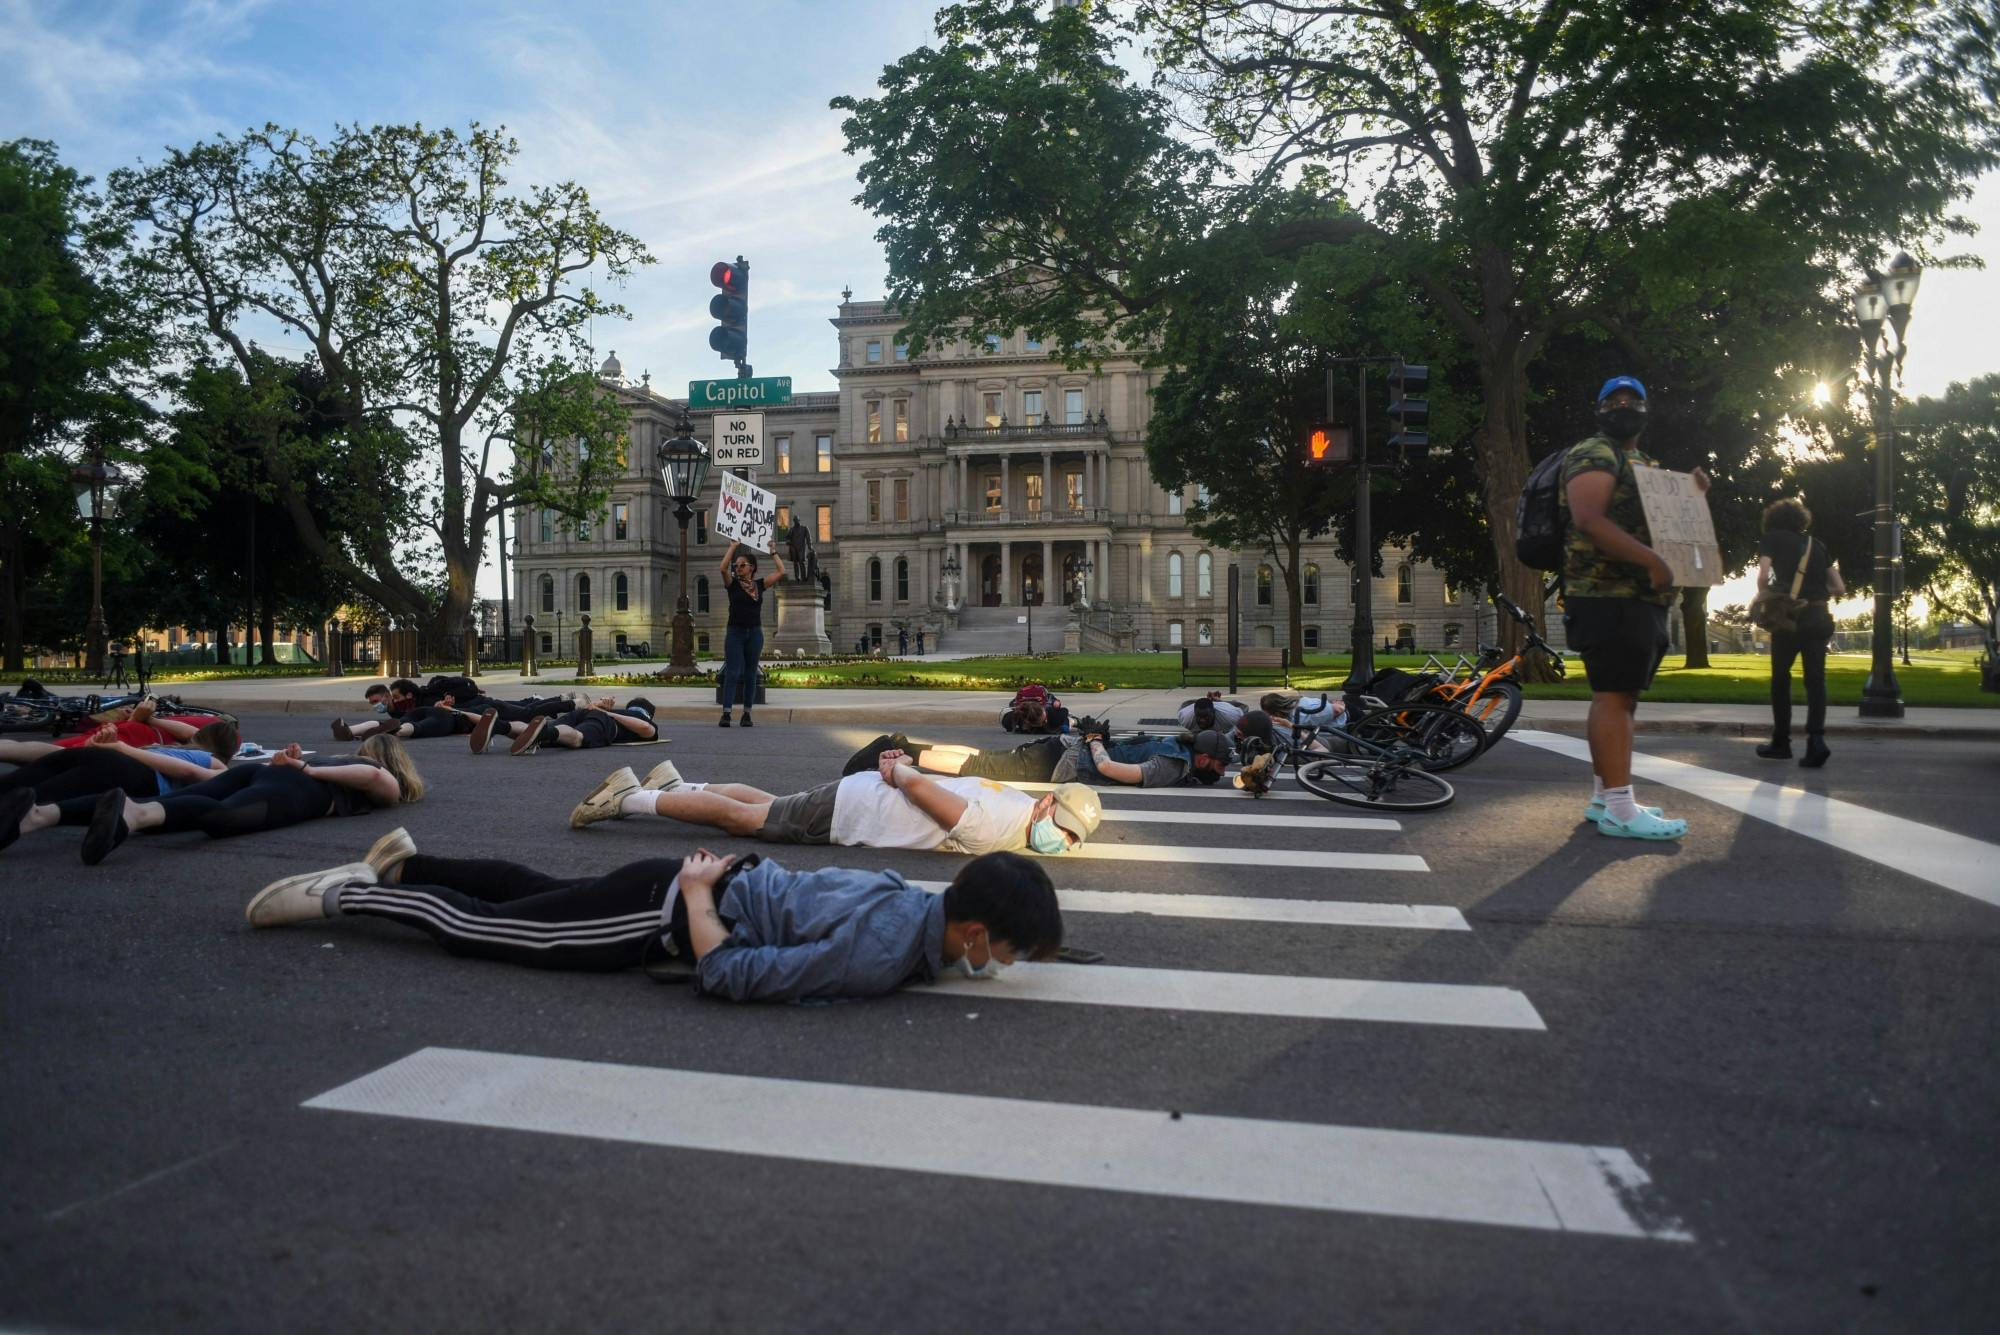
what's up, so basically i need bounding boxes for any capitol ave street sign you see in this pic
[688,376,792,408]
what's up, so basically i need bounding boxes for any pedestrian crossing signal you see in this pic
[1305,423,1349,465]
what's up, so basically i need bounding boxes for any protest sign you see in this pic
[1631,465,1721,586]
[714,472,778,553]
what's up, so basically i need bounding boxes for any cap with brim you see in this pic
[1190,729,1233,764]
[1048,782,1102,841]
[1596,375,1647,403]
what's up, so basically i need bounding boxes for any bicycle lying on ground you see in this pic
[1243,698,1488,810]
[0,684,231,736]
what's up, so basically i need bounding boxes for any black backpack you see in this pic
[1515,446,1572,571]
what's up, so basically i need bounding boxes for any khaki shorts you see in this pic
[756,779,839,844]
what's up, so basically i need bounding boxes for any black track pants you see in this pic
[842,732,1064,781]
[339,854,686,970]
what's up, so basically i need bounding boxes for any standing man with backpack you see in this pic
[1551,376,1709,841]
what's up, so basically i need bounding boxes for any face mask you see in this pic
[1596,406,1647,440]
[951,940,1008,980]
[1028,816,1069,855]
[372,702,389,714]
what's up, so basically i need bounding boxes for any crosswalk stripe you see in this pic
[921,961,1542,1029]
[1069,843,1428,872]
[906,881,1469,930]
[1509,730,2000,910]
[307,1049,1686,1239]
[1005,779,1331,804]
[1096,808,1397,831]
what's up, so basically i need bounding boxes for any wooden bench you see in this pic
[1180,646,1290,688]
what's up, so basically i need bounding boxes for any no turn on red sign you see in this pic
[712,412,764,468]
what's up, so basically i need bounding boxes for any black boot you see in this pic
[1800,735,1831,768]
[1756,738,1792,760]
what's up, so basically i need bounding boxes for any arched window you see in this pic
[1256,564,1273,607]
[1443,623,1462,648]
[1303,563,1321,606]
[696,575,710,614]
[1303,625,1321,649]
[1396,563,1414,605]
[577,574,592,612]
[868,558,883,602]
[1395,623,1415,650]
[614,572,629,611]
[696,632,710,655]
[1168,620,1184,646]
[1197,551,1213,598]
[539,573,554,613]
[540,632,553,653]
[1168,551,1184,598]
[1197,620,1214,645]
[895,557,910,602]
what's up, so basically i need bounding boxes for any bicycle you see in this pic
[1289,700,1485,810]
[1406,595,1564,747]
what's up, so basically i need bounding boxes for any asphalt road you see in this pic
[2,714,1996,1333]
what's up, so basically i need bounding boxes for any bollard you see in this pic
[576,614,594,679]
[521,615,538,679]
[326,619,345,676]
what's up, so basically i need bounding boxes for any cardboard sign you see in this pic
[714,472,778,553]
[1631,465,1721,587]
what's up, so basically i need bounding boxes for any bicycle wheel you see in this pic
[1461,680,1524,745]
[1297,757,1455,811]
[1345,701,1489,772]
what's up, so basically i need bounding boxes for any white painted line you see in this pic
[1005,779,1331,804]
[907,881,1469,931]
[921,961,1543,1029]
[1097,808,1398,831]
[1509,730,2000,910]
[1070,843,1429,873]
[307,1049,1686,1240]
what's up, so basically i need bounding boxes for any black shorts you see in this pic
[1562,597,1670,694]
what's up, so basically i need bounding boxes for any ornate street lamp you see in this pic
[69,446,123,674]
[1072,555,1094,609]
[660,411,711,674]
[1853,251,1922,718]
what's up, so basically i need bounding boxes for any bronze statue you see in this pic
[786,518,820,584]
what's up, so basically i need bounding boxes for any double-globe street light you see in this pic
[660,412,711,675]
[70,445,124,674]
[1853,252,1922,719]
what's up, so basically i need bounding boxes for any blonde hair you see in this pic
[358,733,426,804]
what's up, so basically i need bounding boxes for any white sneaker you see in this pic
[572,767,640,829]
[641,760,683,792]
[246,863,373,927]
[364,827,416,878]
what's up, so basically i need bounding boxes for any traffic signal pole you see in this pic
[1338,362,1376,689]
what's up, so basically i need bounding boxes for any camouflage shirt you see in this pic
[1559,435,1673,605]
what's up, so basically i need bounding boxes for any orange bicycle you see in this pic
[1411,595,1563,746]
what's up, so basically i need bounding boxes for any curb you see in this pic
[1516,715,1999,742]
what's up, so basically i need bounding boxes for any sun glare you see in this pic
[1811,382,1834,406]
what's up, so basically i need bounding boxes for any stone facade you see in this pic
[512,300,1499,660]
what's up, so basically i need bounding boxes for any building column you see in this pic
[1139,537,1153,605]
[999,456,1010,520]
[1000,539,1013,604]
[1041,451,1053,517]
[1097,539,1110,601]
[1042,538,1054,606]
[958,456,968,515]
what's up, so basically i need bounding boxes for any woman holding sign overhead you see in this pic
[720,538,785,727]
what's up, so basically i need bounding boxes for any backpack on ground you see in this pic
[1001,683,1064,731]
[1354,667,1429,705]
[418,674,481,706]
[1514,446,1573,571]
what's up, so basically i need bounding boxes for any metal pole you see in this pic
[671,503,696,673]
[85,504,107,674]
[1350,362,1376,688]
[1860,350,1904,716]
[1227,563,1240,694]
[498,504,511,662]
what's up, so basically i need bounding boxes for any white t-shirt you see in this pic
[829,771,1035,855]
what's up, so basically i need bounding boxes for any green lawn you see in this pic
[1519,651,1997,708]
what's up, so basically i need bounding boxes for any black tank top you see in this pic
[310,756,388,817]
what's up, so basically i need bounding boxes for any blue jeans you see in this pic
[723,624,764,713]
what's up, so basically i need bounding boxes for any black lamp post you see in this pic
[1854,252,1922,718]
[660,411,711,675]
[69,446,123,674]
[503,535,519,661]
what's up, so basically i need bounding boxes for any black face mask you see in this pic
[1596,406,1647,441]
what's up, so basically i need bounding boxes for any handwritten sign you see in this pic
[1631,466,1721,587]
[714,472,778,553]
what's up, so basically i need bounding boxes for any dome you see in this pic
[598,350,623,380]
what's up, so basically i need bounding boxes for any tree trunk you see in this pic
[213,622,229,666]
[260,605,278,665]
[1680,586,1711,668]
[1,528,21,671]
[1472,361,1557,681]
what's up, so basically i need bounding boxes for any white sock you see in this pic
[1592,775,1605,801]
[680,781,705,792]
[1601,784,1641,823]
[22,803,57,835]
[621,790,664,817]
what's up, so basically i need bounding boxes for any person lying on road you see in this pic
[478,697,661,755]
[0,721,240,849]
[842,722,1232,789]
[244,833,1063,1003]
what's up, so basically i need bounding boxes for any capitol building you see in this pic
[511,297,1485,661]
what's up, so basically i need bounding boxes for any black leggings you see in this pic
[398,707,473,739]
[107,765,339,839]
[843,732,1064,782]
[465,696,569,724]
[1769,628,1829,740]
[1,749,159,803]
[340,854,686,970]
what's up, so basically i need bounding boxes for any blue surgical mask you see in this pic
[371,702,389,714]
[951,943,1008,980]
[1028,816,1068,856]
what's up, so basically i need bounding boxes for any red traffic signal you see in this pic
[709,257,748,364]
[710,260,743,294]
[1305,423,1350,465]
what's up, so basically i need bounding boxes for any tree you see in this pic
[833,1,1999,665]
[1898,374,2000,663]
[0,139,152,670]
[107,123,648,645]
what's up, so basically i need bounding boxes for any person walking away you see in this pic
[1755,499,1843,766]
[1560,375,1710,840]
[720,539,785,728]
[916,629,926,655]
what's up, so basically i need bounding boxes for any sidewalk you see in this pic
[154,669,2000,741]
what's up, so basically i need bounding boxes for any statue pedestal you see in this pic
[772,582,831,655]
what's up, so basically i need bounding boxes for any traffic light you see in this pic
[1387,359,1429,452]
[1304,422,1349,465]
[708,257,748,366]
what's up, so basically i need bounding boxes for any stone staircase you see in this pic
[944,605,1072,656]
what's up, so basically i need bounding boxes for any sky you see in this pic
[5,0,1996,608]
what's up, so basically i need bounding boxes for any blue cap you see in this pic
[1597,375,1647,403]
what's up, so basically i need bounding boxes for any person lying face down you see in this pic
[244,832,1064,1004]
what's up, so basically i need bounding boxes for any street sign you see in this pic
[713,412,764,468]
[689,376,792,408]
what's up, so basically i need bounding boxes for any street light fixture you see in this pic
[69,446,123,674]
[1853,251,1922,718]
[660,411,711,675]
